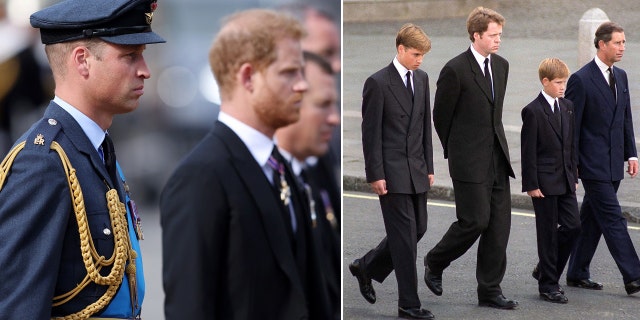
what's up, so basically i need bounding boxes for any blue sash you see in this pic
[100,162,145,317]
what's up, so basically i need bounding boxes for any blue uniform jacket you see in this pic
[0,102,134,318]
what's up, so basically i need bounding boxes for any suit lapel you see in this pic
[588,61,616,107]
[214,122,305,295]
[411,71,424,119]
[386,63,413,115]
[611,65,625,121]
[537,94,561,139]
[465,49,493,104]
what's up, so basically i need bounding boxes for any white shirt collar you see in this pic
[392,56,411,86]
[540,90,558,111]
[470,44,490,72]
[594,56,613,84]
[217,111,274,168]
[53,96,106,152]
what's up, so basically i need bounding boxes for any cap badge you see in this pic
[146,1,158,25]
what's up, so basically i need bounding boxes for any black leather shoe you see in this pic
[566,278,603,290]
[533,266,564,293]
[424,266,443,296]
[540,291,568,304]
[624,279,640,295]
[349,259,376,304]
[478,294,519,309]
[398,307,435,319]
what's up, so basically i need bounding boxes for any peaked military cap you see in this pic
[30,0,165,45]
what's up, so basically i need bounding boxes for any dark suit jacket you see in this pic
[0,103,126,318]
[566,60,637,181]
[361,62,434,194]
[433,48,515,182]
[521,94,578,195]
[160,121,330,320]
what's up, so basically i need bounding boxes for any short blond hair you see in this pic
[538,58,570,82]
[396,23,431,53]
[209,9,304,99]
[466,7,505,42]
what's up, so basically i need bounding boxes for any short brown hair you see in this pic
[538,58,570,82]
[395,23,431,53]
[594,21,624,49]
[466,7,505,42]
[209,9,304,99]
[45,38,105,79]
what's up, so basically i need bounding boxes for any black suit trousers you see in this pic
[425,140,511,298]
[532,193,580,293]
[361,192,428,308]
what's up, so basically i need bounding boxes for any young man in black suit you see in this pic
[349,23,435,319]
[424,7,518,310]
[160,9,331,319]
[565,22,640,296]
[521,58,581,304]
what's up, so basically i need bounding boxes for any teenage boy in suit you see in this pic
[349,23,434,319]
[521,58,581,304]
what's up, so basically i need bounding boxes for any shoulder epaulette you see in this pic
[22,118,63,152]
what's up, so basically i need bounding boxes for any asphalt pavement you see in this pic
[343,192,640,320]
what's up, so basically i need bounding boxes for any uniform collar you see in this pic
[53,96,105,152]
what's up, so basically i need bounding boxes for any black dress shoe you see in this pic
[624,279,640,295]
[540,291,568,304]
[349,259,376,304]
[398,307,435,319]
[478,294,518,310]
[424,266,442,296]
[566,278,603,290]
[533,266,564,294]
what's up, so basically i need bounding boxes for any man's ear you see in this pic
[239,62,254,92]
[73,46,90,77]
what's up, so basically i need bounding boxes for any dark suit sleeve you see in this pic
[432,64,460,158]
[565,73,585,170]
[361,76,385,182]
[0,150,69,319]
[520,105,538,192]
[160,160,229,319]
[620,72,638,160]
[422,73,434,175]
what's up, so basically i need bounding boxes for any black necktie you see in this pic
[101,134,119,187]
[553,100,561,128]
[405,71,413,100]
[608,67,617,100]
[484,58,493,100]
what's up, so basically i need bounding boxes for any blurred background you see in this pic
[0,0,341,207]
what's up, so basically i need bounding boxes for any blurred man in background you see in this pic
[276,50,340,319]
